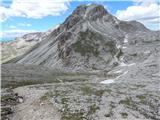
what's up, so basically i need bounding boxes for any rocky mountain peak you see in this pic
[72,4,87,17]
[73,4,107,19]
[63,4,108,30]
[84,4,108,20]
[6,4,160,71]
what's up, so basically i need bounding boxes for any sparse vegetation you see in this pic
[1,95,13,102]
[119,97,133,106]
[80,85,93,95]
[105,41,116,55]
[88,104,99,115]
[120,112,128,118]
[105,111,113,118]
[1,107,13,115]
[135,84,146,88]
[116,49,123,59]
[136,95,146,103]
[105,89,112,94]
[2,79,60,88]
[40,92,52,101]
[61,98,69,104]
[130,53,138,57]
[61,111,85,120]
[95,90,105,97]
[73,40,99,57]
[80,85,106,97]
[72,29,103,57]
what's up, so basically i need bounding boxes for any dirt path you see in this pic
[12,85,61,120]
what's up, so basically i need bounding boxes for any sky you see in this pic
[0,0,160,41]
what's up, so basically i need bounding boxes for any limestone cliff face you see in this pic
[7,4,160,70]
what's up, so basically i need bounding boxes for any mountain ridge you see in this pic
[5,4,160,71]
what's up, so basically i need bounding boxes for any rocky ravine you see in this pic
[1,4,160,120]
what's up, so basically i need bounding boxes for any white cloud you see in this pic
[132,0,158,5]
[9,25,16,29]
[0,0,70,22]
[26,24,31,27]
[18,23,32,27]
[116,3,159,21]
[115,0,160,30]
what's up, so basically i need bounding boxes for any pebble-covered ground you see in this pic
[1,52,160,120]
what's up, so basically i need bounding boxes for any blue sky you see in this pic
[0,0,160,41]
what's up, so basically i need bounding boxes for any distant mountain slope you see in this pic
[1,26,59,63]
[6,4,160,70]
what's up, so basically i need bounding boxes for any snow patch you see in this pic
[101,71,128,84]
[114,70,123,74]
[117,71,128,79]
[120,62,136,67]
[108,70,123,74]
[124,38,128,43]
[116,44,121,49]
[122,46,127,49]
[100,79,115,84]
[124,35,128,43]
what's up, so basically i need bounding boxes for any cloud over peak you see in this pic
[116,0,160,30]
[0,0,70,22]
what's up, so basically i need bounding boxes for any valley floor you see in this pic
[1,56,160,120]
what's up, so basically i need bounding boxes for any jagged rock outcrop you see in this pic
[6,4,160,71]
